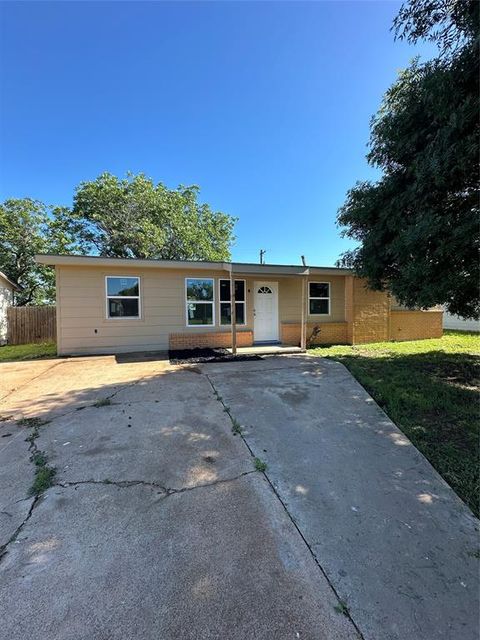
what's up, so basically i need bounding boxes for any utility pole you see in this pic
[260,249,266,265]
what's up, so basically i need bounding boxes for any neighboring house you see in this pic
[35,254,443,356]
[0,271,20,345]
[443,310,480,332]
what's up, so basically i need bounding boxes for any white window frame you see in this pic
[185,277,215,327]
[308,281,330,316]
[219,278,247,326]
[105,275,141,320]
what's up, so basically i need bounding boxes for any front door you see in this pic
[253,281,279,342]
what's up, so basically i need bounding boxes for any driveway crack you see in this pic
[54,470,257,496]
[1,471,258,563]
[0,495,40,564]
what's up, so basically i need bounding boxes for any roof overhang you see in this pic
[34,254,353,277]
[0,271,21,291]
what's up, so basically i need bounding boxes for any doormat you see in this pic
[169,348,263,365]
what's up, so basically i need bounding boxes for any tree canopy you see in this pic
[0,199,80,305]
[337,0,479,319]
[60,172,236,261]
[0,174,236,305]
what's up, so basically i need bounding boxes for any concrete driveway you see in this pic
[0,354,478,640]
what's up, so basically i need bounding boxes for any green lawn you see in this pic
[309,331,480,517]
[0,342,57,362]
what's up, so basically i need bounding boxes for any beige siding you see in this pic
[279,276,345,323]
[56,266,347,355]
[57,266,259,355]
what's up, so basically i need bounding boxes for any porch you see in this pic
[227,344,304,356]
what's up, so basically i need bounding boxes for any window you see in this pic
[309,282,330,315]
[106,276,140,319]
[186,278,214,326]
[219,279,246,325]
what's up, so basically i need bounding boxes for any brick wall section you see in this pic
[281,322,348,345]
[390,311,443,341]
[169,330,253,350]
[350,278,390,344]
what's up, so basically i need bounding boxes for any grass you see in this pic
[0,342,56,362]
[29,449,56,496]
[18,415,56,496]
[309,331,480,517]
[94,397,112,408]
[231,418,243,436]
[17,417,49,429]
[333,601,350,616]
[29,464,56,496]
[254,457,267,472]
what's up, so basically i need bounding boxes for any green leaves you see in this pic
[338,0,479,320]
[0,199,81,305]
[1,174,237,306]
[67,172,237,261]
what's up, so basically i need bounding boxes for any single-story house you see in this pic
[0,271,21,345]
[35,254,443,356]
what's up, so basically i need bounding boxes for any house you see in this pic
[0,271,21,345]
[35,254,443,356]
[443,310,479,332]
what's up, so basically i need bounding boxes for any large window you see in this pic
[219,279,246,325]
[309,282,330,315]
[106,276,140,319]
[186,278,215,326]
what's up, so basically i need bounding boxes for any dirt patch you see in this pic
[169,348,263,365]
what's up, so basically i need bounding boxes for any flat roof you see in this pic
[35,254,353,276]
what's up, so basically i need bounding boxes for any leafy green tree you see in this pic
[0,199,80,305]
[61,172,236,261]
[337,0,479,319]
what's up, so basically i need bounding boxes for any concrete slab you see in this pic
[0,359,64,403]
[0,476,359,640]
[205,355,480,640]
[36,369,252,489]
[0,355,179,420]
[0,421,35,547]
[228,345,303,355]
[2,352,478,639]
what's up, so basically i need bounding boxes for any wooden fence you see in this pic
[7,306,56,345]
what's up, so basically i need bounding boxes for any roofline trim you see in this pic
[34,254,353,275]
[0,271,22,291]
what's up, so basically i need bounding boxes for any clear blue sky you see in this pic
[0,1,435,266]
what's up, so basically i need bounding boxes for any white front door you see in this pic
[254,281,279,342]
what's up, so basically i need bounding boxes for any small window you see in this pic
[106,276,140,318]
[257,286,273,294]
[219,279,246,325]
[309,282,330,315]
[186,278,215,326]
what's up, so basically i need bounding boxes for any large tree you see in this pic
[60,172,236,261]
[337,0,479,319]
[0,199,79,305]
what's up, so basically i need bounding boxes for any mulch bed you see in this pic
[169,347,263,364]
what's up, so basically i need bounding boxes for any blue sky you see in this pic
[0,1,435,266]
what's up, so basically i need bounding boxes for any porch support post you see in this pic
[230,268,237,355]
[300,275,307,351]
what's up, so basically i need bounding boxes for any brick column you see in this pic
[348,277,390,344]
[345,275,354,344]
